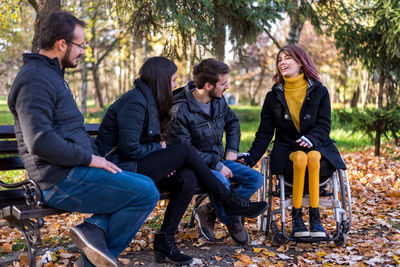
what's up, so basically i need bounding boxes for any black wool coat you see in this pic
[95,78,162,172]
[248,79,346,174]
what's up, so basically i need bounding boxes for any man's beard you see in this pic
[61,45,79,68]
[209,88,223,99]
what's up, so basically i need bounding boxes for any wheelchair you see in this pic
[257,153,352,246]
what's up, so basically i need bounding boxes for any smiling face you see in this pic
[277,51,302,79]
[61,24,85,68]
[208,73,229,99]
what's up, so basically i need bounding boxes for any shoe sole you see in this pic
[70,227,117,267]
[294,231,311,238]
[194,209,217,242]
[310,232,327,238]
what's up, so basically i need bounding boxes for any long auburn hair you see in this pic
[139,56,177,140]
[273,45,319,84]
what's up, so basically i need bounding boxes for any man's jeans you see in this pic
[210,161,263,225]
[42,166,159,258]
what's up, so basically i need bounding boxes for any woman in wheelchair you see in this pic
[241,45,346,239]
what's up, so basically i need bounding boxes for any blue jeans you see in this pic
[210,160,263,225]
[42,166,159,259]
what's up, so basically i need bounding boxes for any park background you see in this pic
[0,0,399,266]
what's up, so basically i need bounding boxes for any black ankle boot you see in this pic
[290,207,310,238]
[221,190,268,218]
[309,207,327,238]
[153,231,193,265]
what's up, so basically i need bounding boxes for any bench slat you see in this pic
[0,124,100,139]
[0,140,18,154]
[0,157,24,170]
[0,125,16,139]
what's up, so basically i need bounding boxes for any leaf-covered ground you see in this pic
[0,144,399,266]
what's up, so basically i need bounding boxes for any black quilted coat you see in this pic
[95,79,162,172]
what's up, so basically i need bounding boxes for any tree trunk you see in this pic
[286,0,305,45]
[132,37,137,79]
[377,68,385,108]
[142,38,147,61]
[31,0,61,52]
[213,1,226,61]
[186,38,192,82]
[374,128,381,156]
[361,70,369,109]
[252,66,267,105]
[80,54,88,115]
[350,87,360,108]
[127,44,132,89]
[92,65,104,109]
[119,47,123,96]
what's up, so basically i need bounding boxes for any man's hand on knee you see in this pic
[89,155,122,174]
[220,165,233,178]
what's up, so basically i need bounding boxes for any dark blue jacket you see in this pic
[8,53,94,190]
[248,79,346,174]
[95,79,162,172]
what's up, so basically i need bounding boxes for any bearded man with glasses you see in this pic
[8,11,159,267]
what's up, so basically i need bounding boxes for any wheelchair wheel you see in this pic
[265,173,273,235]
[271,221,286,245]
[338,170,347,213]
[334,233,347,246]
[338,169,352,232]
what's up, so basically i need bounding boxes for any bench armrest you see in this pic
[0,179,43,206]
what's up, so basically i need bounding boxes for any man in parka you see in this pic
[169,58,263,245]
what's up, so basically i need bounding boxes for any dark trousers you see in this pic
[137,144,229,233]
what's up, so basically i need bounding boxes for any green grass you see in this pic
[0,97,14,125]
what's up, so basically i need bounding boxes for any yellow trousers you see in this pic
[289,150,321,208]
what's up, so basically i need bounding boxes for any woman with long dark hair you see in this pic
[95,56,267,264]
[241,45,345,239]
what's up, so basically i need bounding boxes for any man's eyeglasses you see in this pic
[69,41,87,50]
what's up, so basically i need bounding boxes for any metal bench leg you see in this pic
[6,217,43,267]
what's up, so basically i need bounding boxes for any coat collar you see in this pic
[183,81,217,117]
[273,77,316,95]
[23,53,65,78]
[184,81,204,113]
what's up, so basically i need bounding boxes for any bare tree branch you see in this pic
[264,28,281,50]
[96,37,121,66]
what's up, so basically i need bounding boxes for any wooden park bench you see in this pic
[0,123,220,267]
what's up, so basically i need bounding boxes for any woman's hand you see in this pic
[166,170,176,177]
[296,138,311,148]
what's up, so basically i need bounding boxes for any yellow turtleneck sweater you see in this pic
[283,73,308,131]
